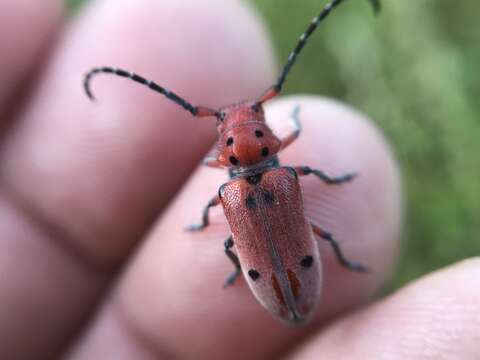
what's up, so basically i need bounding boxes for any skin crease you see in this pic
[0,0,62,111]
[0,0,275,358]
[0,0,478,359]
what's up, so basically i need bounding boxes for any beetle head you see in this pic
[214,96,281,168]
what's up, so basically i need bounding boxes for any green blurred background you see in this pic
[67,0,479,290]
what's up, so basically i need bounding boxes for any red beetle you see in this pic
[84,0,379,325]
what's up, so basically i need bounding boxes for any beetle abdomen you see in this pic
[220,167,322,324]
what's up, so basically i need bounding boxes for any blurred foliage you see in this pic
[66,0,83,12]
[66,0,479,289]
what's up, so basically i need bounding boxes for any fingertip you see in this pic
[0,0,63,110]
[289,258,480,360]
[73,0,276,107]
[266,96,403,318]
[1,0,276,264]
[111,95,403,357]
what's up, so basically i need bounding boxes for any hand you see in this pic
[1,0,478,359]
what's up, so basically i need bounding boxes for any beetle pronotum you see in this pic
[84,0,379,325]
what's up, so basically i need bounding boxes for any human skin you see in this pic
[0,0,478,359]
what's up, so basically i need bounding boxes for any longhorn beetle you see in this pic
[84,0,380,325]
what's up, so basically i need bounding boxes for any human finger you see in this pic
[288,258,480,360]
[0,0,62,116]
[68,96,402,359]
[0,0,274,358]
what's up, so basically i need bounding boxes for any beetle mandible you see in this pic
[83,0,380,325]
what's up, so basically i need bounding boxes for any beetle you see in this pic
[83,0,380,325]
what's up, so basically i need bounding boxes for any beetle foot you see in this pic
[339,172,358,183]
[324,171,358,185]
[343,260,370,273]
[223,270,241,288]
[185,223,205,232]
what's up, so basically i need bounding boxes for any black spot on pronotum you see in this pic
[301,255,314,268]
[263,191,275,204]
[255,130,264,138]
[261,147,269,157]
[248,269,260,281]
[226,137,234,146]
[245,194,257,209]
[229,156,239,166]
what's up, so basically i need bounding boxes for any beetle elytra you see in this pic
[83,0,379,325]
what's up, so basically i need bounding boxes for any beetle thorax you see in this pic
[215,101,281,168]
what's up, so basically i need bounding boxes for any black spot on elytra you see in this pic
[263,191,275,204]
[246,173,262,185]
[248,269,260,281]
[226,137,234,146]
[261,147,269,157]
[229,156,239,166]
[301,255,314,268]
[255,130,264,138]
[245,194,257,209]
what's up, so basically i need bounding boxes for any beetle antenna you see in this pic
[83,67,218,117]
[271,0,380,95]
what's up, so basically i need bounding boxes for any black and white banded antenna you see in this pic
[258,0,380,103]
[83,67,218,117]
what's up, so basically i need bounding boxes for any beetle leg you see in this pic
[223,236,241,287]
[186,195,220,232]
[279,105,302,151]
[294,166,357,185]
[202,156,223,168]
[311,223,369,272]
